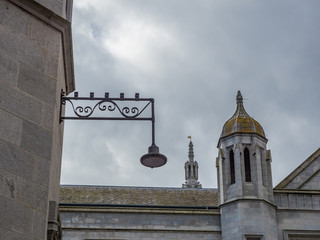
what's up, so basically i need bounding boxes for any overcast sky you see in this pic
[60,0,320,188]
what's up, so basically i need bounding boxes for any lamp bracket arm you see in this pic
[60,90,154,123]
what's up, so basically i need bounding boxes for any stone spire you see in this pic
[182,137,202,188]
[233,90,250,118]
[188,140,194,163]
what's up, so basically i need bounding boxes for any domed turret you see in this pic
[219,91,266,141]
[216,91,277,240]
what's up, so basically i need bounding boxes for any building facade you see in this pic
[59,92,320,240]
[1,1,320,239]
[0,0,74,239]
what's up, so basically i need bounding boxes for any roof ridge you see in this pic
[60,184,217,190]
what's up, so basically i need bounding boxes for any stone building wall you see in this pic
[0,0,74,239]
[220,200,278,240]
[33,0,72,20]
[275,192,320,239]
[60,207,221,240]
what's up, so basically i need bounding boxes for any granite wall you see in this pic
[0,0,74,239]
[60,207,221,240]
[275,192,320,239]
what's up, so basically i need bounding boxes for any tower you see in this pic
[216,91,277,239]
[182,139,202,188]
[0,0,74,239]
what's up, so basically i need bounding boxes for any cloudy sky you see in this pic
[60,0,320,188]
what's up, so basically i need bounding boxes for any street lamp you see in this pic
[140,141,167,168]
[60,90,167,168]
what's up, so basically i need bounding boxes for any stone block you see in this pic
[20,120,52,160]
[274,194,281,207]
[0,0,31,36]
[0,108,22,145]
[0,168,16,199]
[46,51,60,78]
[0,50,19,86]
[0,81,42,124]
[0,25,46,72]
[280,193,289,208]
[0,226,33,240]
[16,176,49,212]
[287,194,295,208]
[32,209,47,240]
[306,194,314,209]
[34,0,65,17]
[312,195,320,209]
[41,101,55,131]
[0,195,33,237]
[33,157,50,186]
[0,139,34,180]
[30,16,61,53]
[18,63,57,104]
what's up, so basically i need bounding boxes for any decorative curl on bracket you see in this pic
[75,105,92,117]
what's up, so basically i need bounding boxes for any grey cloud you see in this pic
[61,0,320,188]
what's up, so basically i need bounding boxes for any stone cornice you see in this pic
[274,189,320,195]
[219,197,277,209]
[61,226,221,233]
[59,205,220,215]
[276,208,320,212]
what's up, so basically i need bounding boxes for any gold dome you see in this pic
[220,91,266,140]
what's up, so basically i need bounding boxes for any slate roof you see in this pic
[60,185,218,207]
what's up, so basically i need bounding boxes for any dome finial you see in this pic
[236,90,243,104]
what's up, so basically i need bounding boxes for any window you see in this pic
[285,230,320,240]
[244,234,263,240]
[230,149,235,184]
[244,147,251,182]
[290,237,319,240]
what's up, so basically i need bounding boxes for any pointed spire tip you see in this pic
[236,90,243,104]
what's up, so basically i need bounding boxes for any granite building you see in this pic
[0,0,74,239]
[59,92,320,240]
[1,1,320,240]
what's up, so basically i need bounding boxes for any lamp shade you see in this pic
[140,144,167,168]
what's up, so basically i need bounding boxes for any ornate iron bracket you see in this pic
[59,90,166,168]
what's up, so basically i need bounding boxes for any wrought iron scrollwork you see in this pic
[65,98,151,119]
[60,90,154,123]
[59,90,166,168]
